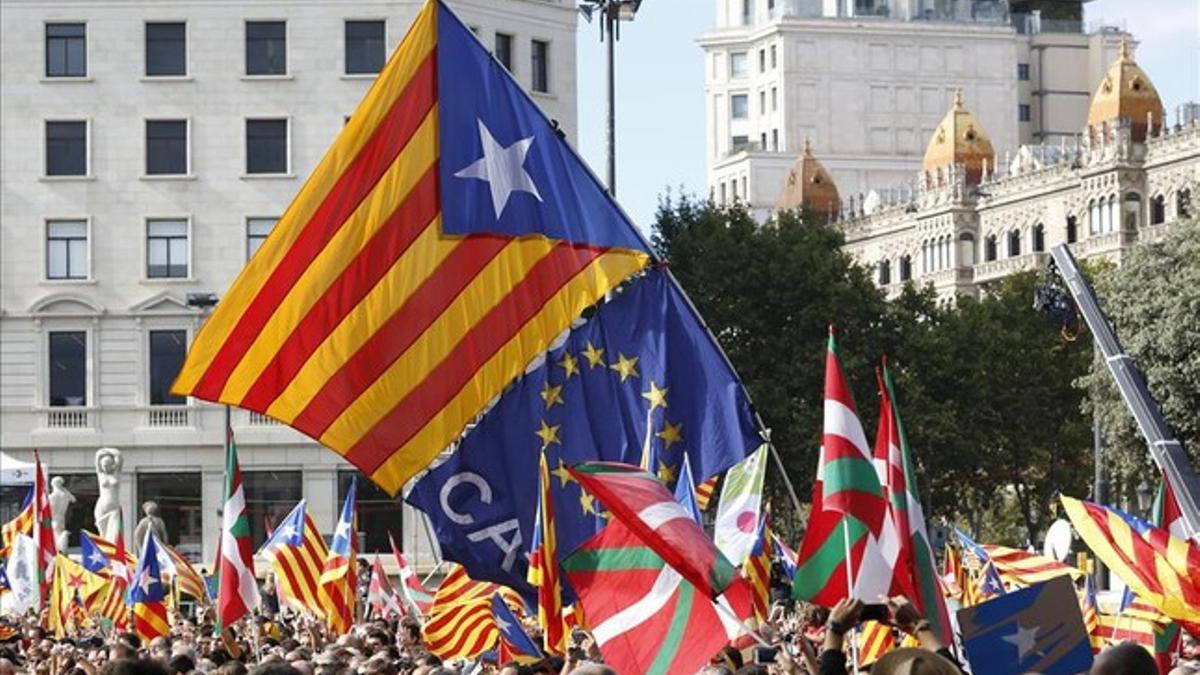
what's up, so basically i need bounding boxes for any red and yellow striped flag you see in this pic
[423,565,523,660]
[858,621,896,666]
[170,0,650,495]
[260,501,329,619]
[982,544,1084,586]
[163,543,209,604]
[527,452,566,655]
[745,516,774,623]
[695,475,719,511]
[88,578,129,630]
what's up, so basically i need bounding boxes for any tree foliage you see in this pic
[1079,215,1200,501]
[654,197,1093,545]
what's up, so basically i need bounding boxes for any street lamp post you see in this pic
[579,0,644,196]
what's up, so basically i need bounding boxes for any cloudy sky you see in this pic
[572,0,1200,233]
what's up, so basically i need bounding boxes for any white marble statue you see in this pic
[48,476,75,551]
[93,447,123,542]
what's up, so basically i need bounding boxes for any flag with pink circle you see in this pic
[714,443,769,566]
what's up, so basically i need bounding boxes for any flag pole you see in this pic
[842,519,860,672]
[711,597,772,648]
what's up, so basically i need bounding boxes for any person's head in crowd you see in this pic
[871,647,962,675]
[249,665,302,675]
[733,666,768,675]
[712,645,742,672]
[0,658,14,675]
[217,660,249,675]
[167,653,196,675]
[102,659,170,675]
[109,642,137,662]
[566,665,616,675]
[1091,641,1159,675]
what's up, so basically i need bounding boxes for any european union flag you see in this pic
[958,576,1093,675]
[407,268,761,595]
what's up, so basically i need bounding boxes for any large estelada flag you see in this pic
[957,576,1094,675]
[170,0,651,495]
[257,499,328,619]
[562,517,752,675]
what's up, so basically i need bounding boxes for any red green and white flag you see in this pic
[32,452,58,607]
[562,517,753,675]
[793,327,891,605]
[568,462,737,600]
[713,444,768,566]
[216,437,259,630]
[877,361,953,643]
[388,531,432,615]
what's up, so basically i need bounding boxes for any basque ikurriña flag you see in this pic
[170,0,652,495]
[407,268,760,596]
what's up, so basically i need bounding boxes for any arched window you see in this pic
[899,255,912,282]
[1180,189,1193,219]
[984,235,997,262]
[941,236,951,269]
[1008,229,1021,257]
[1066,216,1078,243]
[878,259,891,286]
[1122,192,1142,230]
[1107,195,1117,232]
[1151,195,1166,225]
[1089,200,1099,235]
[958,232,976,266]
[1032,224,1045,252]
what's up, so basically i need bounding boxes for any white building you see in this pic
[700,0,1128,220]
[0,0,579,571]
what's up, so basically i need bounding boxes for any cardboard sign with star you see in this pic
[958,575,1093,675]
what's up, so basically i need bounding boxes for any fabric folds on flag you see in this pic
[431,564,521,612]
[389,531,432,615]
[367,555,405,620]
[259,500,329,618]
[694,474,719,513]
[981,544,1084,586]
[494,592,543,664]
[32,452,57,607]
[170,0,652,496]
[527,452,566,655]
[0,487,33,558]
[568,462,737,600]
[674,456,703,524]
[1060,495,1200,629]
[745,514,774,623]
[80,530,136,582]
[407,267,760,594]
[562,517,752,675]
[130,531,170,643]
[423,565,521,661]
[89,578,129,630]
[321,479,358,634]
[163,543,208,603]
[714,444,768,567]
[48,554,107,638]
[858,621,896,666]
[1080,576,1103,653]
[216,439,259,630]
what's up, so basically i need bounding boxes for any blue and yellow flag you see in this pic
[171,0,651,495]
[408,268,761,596]
[958,576,1093,675]
[493,592,543,664]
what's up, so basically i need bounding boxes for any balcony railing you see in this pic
[974,252,1049,283]
[248,411,280,427]
[45,408,92,429]
[147,406,192,428]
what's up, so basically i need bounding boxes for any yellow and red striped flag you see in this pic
[695,475,719,511]
[432,564,522,611]
[162,543,209,604]
[88,578,129,630]
[422,595,498,660]
[527,452,566,655]
[48,555,107,638]
[259,500,329,619]
[745,515,774,623]
[169,0,651,496]
[858,621,896,666]
[0,488,33,557]
[982,544,1084,586]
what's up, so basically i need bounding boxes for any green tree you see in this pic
[1079,215,1200,501]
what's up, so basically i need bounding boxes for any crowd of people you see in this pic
[2,571,1197,675]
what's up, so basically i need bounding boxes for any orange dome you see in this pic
[1087,39,1164,142]
[774,139,840,218]
[922,90,995,185]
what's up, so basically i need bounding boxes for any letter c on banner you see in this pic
[439,472,493,526]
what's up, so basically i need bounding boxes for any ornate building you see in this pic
[781,42,1198,301]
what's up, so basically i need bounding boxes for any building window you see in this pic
[531,39,549,93]
[719,183,727,203]
[898,255,912,282]
[730,52,748,78]
[245,21,286,75]
[46,23,86,77]
[246,217,275,260]
[878,259,891,285]
[494,32,513,71]
[1017,63,1030,81]
[984,235,997,261]
[45,121,87,177]
[771,129,778,151]
[339,471,403,553]
[731,94,749,119]
[47,220,88,280]
[145,22,186,76]
[770,44,777,69]
[759,91,766,116]
[731,179,738,200]
[771,87,778,111]
[146,120,188,175]
[1179,189,1192,219]
[243,471,303,548]
[741,176,747,198]
[1032,223,1045,252]
[1066,215,1078,243]
[1018,104,1031,122]
[731,135,749,151]
[1150,196,1166,225]
[742,0,753,24]
[1088,200,1099,235]
[1008,230,1021,257]
[345,20,385,74]
[758,49,766,73]
[148,330,187,406]
[147,219,188,279]
[137,472,201,552]
[48,331,86,407]
[246,119,288,174]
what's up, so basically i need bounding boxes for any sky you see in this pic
[572,0,1200,234]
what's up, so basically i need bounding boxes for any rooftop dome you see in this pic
[922,90,995,185]
[1087,39,1164,141]
[774,139,840,218]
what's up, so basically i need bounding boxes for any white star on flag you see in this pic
[494,613,512,633]
[138,567,155,595]
[1001,622,1040,659]
[88,549,106,565]
[454,119,542,218]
